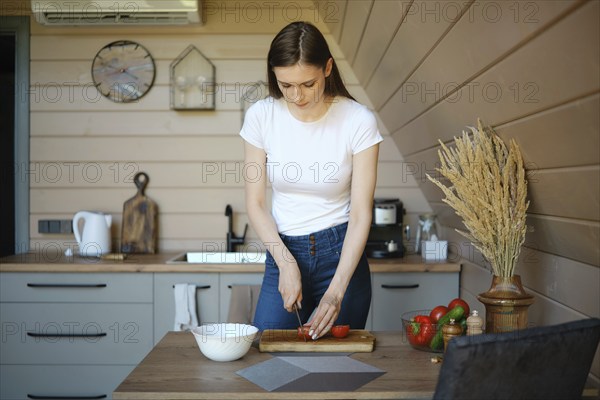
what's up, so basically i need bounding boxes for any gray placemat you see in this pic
[237,357,309,392]
[236,355,385,392]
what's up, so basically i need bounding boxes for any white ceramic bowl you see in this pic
[191,323,258,362]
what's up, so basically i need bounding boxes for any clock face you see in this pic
[91,40,156,103]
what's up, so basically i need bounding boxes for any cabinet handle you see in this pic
[27,332,107,338]
[27,283,107,288]
[227,285,260,288]
[27,395,107,399]
[381,284,420,289]
[172,285,211,289]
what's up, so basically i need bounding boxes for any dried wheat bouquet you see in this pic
[427,119,529,277]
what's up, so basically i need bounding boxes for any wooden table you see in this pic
[113,331,442,399]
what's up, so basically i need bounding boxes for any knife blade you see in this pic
[293,304,306,342]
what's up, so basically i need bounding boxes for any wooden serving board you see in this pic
[259,329,376,353]
[121,172,158,254]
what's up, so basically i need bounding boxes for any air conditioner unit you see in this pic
[31,1,202,26]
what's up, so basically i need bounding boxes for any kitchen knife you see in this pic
[293,304,306,342]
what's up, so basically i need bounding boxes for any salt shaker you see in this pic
[442,318,463,352]
[466,310,484,335]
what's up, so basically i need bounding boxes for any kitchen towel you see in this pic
[227,284,261,324]
[173,283,199,331]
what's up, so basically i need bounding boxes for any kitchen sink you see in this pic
[167,252,266,264]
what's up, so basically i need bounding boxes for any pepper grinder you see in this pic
[442,318,463,352]
[466,310,484,335]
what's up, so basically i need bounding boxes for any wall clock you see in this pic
[91,40,156,103]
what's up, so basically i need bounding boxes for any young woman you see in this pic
[240,21,382,340]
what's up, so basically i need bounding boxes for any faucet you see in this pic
[225,204,248,252]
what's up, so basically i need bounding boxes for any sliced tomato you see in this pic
[448,298,470,316]
[331,325,350,338]
[429,305,449,323]
[297,326,312,340]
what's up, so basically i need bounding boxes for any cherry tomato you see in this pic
[429,305,449,323]
[448,298,470,316]
[297,326,312,340]
[331,325,350,338]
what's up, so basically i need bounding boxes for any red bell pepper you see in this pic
[407,315,436,346]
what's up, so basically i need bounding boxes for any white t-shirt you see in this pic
[240,96,383,236]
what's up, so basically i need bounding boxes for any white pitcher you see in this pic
[72,211,112,257]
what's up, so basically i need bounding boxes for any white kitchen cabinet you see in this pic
[153,273,220,344]
[0,303,153,365]
[0,365,134,400]
[0,270,264,399]
[370,272,459,330]
[0,272,152,303]
[0,273,154,400]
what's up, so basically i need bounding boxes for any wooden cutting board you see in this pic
[121,172,158,254]
[259,329,376,353]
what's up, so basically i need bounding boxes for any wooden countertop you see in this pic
[113,331,441,399]
[0,252,460,273]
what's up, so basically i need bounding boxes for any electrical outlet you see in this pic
[38,219,73,234]
[49,220,61,233]
[60,220,73,234]
[38,220,49,234]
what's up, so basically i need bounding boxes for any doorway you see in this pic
[0,33,16,257]
[0,16,29,257]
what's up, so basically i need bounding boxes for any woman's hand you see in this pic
[278,259,303,312]
[306,288,344,339]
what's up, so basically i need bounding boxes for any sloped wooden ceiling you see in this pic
[317,0,599,375]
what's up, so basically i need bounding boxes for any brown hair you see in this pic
[267,21,355,101]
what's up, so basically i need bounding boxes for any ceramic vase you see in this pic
[477,275,534,333]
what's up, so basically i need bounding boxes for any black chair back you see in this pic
[433,318,600,400]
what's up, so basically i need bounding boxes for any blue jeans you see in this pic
[253,222,371,330]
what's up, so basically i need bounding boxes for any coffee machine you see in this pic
[366,198,405,258]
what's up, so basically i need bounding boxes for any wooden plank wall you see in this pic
[318,0,600,383]
[18,0,429,254]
